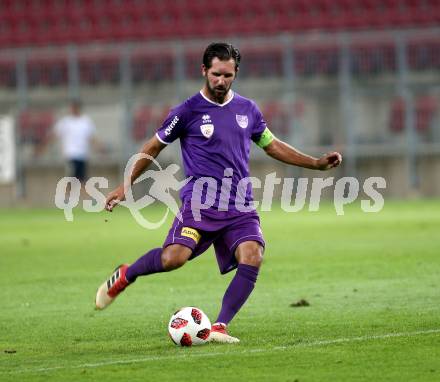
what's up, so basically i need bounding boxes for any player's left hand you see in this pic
[317,152,342,170]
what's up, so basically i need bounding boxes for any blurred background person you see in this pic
[36,98,105,190]
[53,99,98,186]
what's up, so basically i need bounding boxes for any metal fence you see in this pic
[0,28,439,196]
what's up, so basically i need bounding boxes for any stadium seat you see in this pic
[350,42,396,75]
[390,97,406,133]
[0,59,16,88]
[261,101,291,139]
[132,104,172,142]
[1,0,440,48]
[25,56,67,88]
[407,37,440,71]
[241,47,284,78]
[390,95,438,133]
[133,106,153,142]
[19,110,54,146]
[416,95,438,133]
[0,0,439,91]
[131,50,174,83]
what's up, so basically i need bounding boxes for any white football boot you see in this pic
[95,264,130,310]
[209,323,240,343]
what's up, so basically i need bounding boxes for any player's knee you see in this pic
[236,242,264,268]
[246,251,263,268]
[161,245,191,271]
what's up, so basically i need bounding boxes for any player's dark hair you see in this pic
[203,42,241,71]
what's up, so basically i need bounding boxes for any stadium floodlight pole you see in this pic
[281,33,301,180]
[281,34,295,141]
[396,33,418,192]
[67,45,80,101]
[15,49,28,199]
[338,33,357,178]
[119,44,134,173]
[173,42,186,101]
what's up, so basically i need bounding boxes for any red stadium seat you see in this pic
[390,97,405,133]
[19,109,54,145]
[407,37,440,71]
[390,95,438,133]
[416,95,438,133]
[1,0,439,47]
[261,101,290,138]
[131,50,174,82]
[133,106,153,142]
[132,104,172,142]
[78,53,119,85]
[0,59,16,87]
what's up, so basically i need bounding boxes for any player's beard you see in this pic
[206,80,231,104]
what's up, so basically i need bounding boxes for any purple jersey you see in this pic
[156,91,267,218]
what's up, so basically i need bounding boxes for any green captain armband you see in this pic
[256,127,275,148]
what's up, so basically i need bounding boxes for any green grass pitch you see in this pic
[1,201,439,381]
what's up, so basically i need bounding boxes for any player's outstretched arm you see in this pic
[105,135,166,211]
[263,138,342,170]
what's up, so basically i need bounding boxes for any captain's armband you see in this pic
[256,127,275,148]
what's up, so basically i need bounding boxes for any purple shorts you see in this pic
[163,202,265,274]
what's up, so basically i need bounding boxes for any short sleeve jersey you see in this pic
[54,115,96,160]
[156,91,267,215]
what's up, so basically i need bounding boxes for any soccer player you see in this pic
[95,43,342,343]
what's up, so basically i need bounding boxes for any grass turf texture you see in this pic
[0,201,439,381]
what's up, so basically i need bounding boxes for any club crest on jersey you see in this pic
[236,114,248,129]
[200,124,214,138]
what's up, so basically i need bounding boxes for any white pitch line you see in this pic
[2,328,440,375]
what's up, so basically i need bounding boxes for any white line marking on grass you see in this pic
[272,328,440,349]
[3,328,440,375]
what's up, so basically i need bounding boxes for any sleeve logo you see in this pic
[164,116,179,136]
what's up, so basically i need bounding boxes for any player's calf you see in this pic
[161,244,192,271]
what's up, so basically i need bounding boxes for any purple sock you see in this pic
[125,248,164,283]
[215,264,259,325]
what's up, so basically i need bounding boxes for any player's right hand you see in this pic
[105,185,126,212]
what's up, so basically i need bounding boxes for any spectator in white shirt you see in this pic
[53,99,97,184]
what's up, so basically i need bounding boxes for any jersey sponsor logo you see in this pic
[181,227,201,243]
[202,114,212,123]
[200,124,214,138]
[236,114,248,129]
[164,116,179,136]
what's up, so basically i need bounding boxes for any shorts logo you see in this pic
[200,124,214,138]
[181,227,201,243]
[236,114,248,129]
